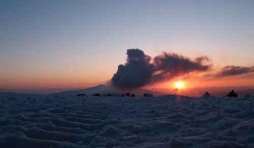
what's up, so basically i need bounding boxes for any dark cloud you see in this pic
[216,66,254,77]
[152,53,211,82]
[111,49,154,89]
[111,49,211,89]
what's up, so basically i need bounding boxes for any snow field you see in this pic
[0,93,254,147]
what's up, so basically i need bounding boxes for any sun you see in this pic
[174,81,185,89]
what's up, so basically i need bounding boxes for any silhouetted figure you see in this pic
[227,90,238,97]
[76,94,87,97]
[144,93,153,97]
[131,93,135,97]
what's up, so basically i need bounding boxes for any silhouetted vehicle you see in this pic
[227,90,238,97]
[122,93,133,97]
[106,94,112,96]
[76,94,87,97]
[125,93,131,97]
[144,93,153,97]
[92,93,101,97]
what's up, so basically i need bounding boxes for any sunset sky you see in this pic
[1,0,254,94]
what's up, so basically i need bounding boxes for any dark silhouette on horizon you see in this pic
[203,92,211,98]
[92,93,101,97]
[227,90,238,97]
[144,93,153,97]
[76,94,87,97]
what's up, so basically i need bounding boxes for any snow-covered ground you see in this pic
[1,93,254,148]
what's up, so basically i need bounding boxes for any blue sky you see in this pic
[1,0,254,92]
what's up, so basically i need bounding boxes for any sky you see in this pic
[1,0,254,94]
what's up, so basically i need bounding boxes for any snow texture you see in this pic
[1,92,254,148]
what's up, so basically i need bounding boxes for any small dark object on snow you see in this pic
[144,93,153,97]
[76,94,87,97]
[126,93,131,97]
[203,91,210,96]
[122,93,133,97]
[203,92,212,98]
[204,92,210,96]
[227,90,238,97]
[92,93,101,97]
[106,94,112,96]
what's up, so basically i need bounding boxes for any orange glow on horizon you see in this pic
[0,75,109,92]
[150,74,254,96]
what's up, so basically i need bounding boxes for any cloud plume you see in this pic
[111,49,211,89]
[216,66,254,77]
[111,49,154,88]
[152,53,210,82]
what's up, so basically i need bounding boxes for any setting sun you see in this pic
[174,81,185,89]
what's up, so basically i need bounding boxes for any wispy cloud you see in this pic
[215,66,254,78]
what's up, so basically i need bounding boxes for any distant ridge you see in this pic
[49,84,164,97]
[49,84,121,96]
